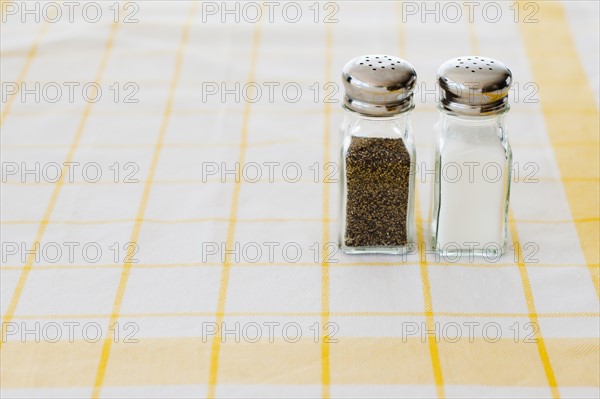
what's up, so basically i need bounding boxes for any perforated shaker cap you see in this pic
[342,55,417,117]
[438,56,512,116]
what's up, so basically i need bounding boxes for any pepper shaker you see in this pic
[431,56,513,257]
[339,55,417,254]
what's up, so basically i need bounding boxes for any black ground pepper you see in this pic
[344,136,411,247]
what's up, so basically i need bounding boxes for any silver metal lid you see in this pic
[342,55,417,117]
[438,56,512,116]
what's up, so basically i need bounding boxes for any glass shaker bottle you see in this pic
[431,56,513,257]
[339,55,417,254]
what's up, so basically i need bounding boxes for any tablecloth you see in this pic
[1,1,599,398]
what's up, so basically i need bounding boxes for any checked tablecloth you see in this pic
[1,1,599,398]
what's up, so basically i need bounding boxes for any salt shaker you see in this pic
[339,55,417,254]
[431,56,513,257]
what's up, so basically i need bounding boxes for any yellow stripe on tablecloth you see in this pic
[90,4,198,398]
[0,103,583,119]
[322,338,436,385]
[2,338,597,388]
[468,7,560,395]
[0,21,49,129]
[2,261,598,271]
[518,1,600,297]
[439,338,598,388]
[320,21,334,399]
[399,2,445,396]
[0,217,334,225]
[2,217,599,226]
[510,211,560,398]
[4,310,600,320]
[415,193,445,399]
[0,13,121,349]
[3,175,595,186]
[544,338,600,388]
[205,18,263,399]
[218,339,322,385]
